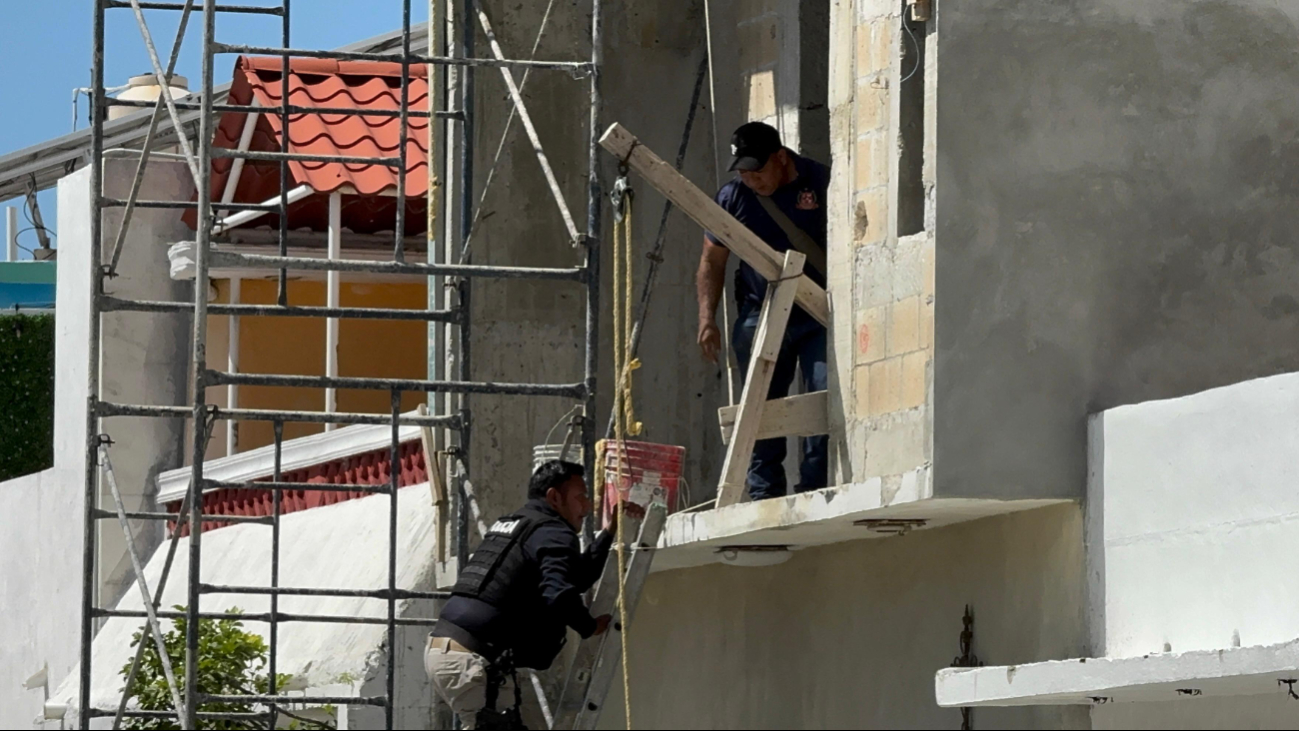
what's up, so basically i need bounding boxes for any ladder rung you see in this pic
[96,400,461,428]
[103,1,283,14]
[208,249,588,282]
[198,693,386,707]
[93,509,272,525]
[86,708,271,721]
[203,479,391,494]
[199,583,449,600]
[100,295,463,324]
[100,198,279,211]
[108,96,466,120]
[97,607,438,627]
[211,42,594,74]
[212,148,403,168]
[205,369,587,399]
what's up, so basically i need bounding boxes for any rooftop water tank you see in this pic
[107,74,190,121]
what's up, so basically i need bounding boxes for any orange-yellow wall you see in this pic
[207,278,428,454]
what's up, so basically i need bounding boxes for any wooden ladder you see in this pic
[599,122,831,510]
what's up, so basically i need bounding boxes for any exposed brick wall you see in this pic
[829,0,935,488]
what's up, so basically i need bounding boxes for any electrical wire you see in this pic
[901,14,922,84]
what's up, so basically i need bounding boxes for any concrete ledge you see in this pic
[653,469,1069,572]
[935,639,1299,707]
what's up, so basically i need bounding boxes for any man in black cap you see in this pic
[425,460,614,728]
[696,121,829,500]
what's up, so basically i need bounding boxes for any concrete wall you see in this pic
[1088,371,1299,659]
[1092,694,1299,730]
[933,0,1299,501]
[0,470,82,727]
[600,504,1088,730]
[463,0,737,522]
[64,159,196,608]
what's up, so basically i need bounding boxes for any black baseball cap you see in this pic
[728,122,783,172]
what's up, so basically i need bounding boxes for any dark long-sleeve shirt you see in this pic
[436,500,613,668]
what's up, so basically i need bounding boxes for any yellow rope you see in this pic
[611,183,637,729]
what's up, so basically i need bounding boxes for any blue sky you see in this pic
[0,1,427,258]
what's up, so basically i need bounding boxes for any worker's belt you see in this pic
[430,636,474,655]
[430,618,498,660]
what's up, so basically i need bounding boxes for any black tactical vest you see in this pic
[452,505,562,609]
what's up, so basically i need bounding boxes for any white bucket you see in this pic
[532,443,580,472]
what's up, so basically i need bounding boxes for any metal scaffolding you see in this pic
[80,0,603,727]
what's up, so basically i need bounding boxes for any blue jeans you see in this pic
[731,303,829,500]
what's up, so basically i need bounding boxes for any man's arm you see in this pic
[530,524,604,638]
[696,237,730,363]
[577,527,615,590]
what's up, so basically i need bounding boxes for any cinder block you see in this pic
[854,78,888,132]
[858,0,896,22]
[863,410,927,477]
[888,295,920,356]
[739,17,780,71]
[854,241,893,308]
[868,356,903,415]
[856,305,888,364]
[852,188,889,247]
[893,234,923,300]
[854,365,871,419]
[920,295,934,350]
[922,237,935,298]
[870,20,897,73]
[854,132,889,192]
[746,70,777,121]
[901,350,928,410]
[854,21,873,79]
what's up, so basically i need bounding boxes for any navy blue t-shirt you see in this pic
[706,153,830,306]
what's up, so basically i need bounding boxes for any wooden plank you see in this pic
[554,503,667,730]
[598,123,830,326]
[719,390,829,445]
[715,251,805,508]
[416,404,448,564]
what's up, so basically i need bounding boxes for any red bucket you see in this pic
[598,440,685,527]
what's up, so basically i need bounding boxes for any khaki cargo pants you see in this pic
[424,635,525,730]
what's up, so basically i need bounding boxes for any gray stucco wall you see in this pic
[464,0,739,522]
[934,0,1299,500]
[600,504,1089,730]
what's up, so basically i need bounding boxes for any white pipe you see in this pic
[214,183,313,234]
[226,277,241,456]
[218,99,262,220]
[5,207,16,262]
[324,192,342,431]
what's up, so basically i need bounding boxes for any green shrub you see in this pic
[0,313,54,480]
[119,607,335,730]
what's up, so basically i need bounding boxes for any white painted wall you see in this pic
[1087,371,1299,659]
[0,470,84,727]
[0,158,193,726]
[601,504,1090,730]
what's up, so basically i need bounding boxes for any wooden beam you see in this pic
[716,251,806,508]
[598,123,830,326]
[719,390,829,445]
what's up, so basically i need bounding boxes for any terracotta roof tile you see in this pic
[167,439,427,536]
[186,56,430,235]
